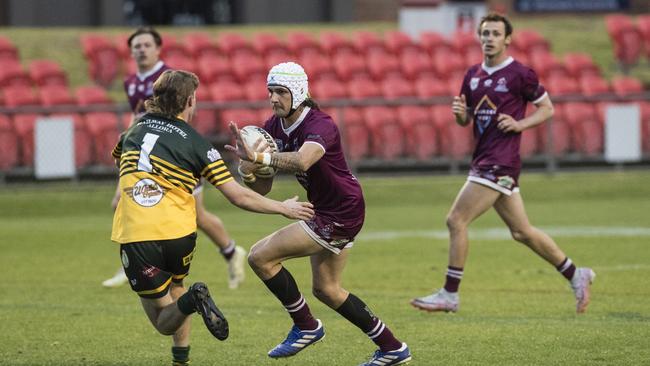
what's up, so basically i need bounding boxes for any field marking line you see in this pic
[358,226,650,241]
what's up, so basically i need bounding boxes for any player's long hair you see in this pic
[301,97,319,110]
[145,70,199,119]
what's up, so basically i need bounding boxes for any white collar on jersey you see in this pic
[136,60,165,81]
[481,56,514,75]
[281,107,311,136]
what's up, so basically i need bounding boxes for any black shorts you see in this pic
[119,233,197,299]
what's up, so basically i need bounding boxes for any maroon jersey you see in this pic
[263,108,365,227]
[123,61,171,115]
[460,57,547,169]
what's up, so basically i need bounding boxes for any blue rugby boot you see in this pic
[359,342,412,366]
[267,319,325,358]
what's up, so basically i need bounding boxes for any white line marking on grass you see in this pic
[358,227,650,241]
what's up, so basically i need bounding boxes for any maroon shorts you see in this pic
[468,164,521,195]
[300,214,364,254]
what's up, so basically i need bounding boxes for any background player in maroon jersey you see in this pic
[103,27,247,290]
[411,13,595,314]
[226,62,411,366]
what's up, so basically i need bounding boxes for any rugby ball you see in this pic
[240,125,278,178]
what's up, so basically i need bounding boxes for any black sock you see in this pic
[263,267,318,330]
[176,291,196,315]
[172,346,190,364]
[335,293,402,352]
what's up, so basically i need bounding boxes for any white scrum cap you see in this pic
[267,61,309,109]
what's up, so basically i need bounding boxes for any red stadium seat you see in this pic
[80,34,121,87]
[605,14,643,68]
[397,106,438,159]
[415,75,450,98]
[165,55,198,74]
[75,85,111,105]
[3,86,38,107]
[114,34,132,62]
[85,112,120,166]
[193,86,218,136]
[430,105,473,159]
[230,53,266,83]
[563,53,600,79]
[366,51,400,80]
[217,32,254,57]
[546,76,580,96]
[451,32,481,58]
[381,76,415,100]
[265,49,296,70]
[243,79,268,102]
[563,102,603,156]
[160,34,189,59]
[0,36,19,63]
[252,33,290,57]
[286,32,321,57]
[320,32,355,56]
[333,53,368,81]
[399,49,433,80]
[347,78,381,100]
[209,80,246,103]
[579,75,611,97]
[537,104,572,156]
[511,29,550,55]
[29,60,67,87]
[0,115,19,170]
[12,113,39,167]
[431,52,465,79]
[363,106,404,160]
[311,78,348,101]
[0,62,32,88]
[529,51,568,79]
[333,107,369,161]
[352,31,386,54]
[638,15,650,59]
[220,108,261,131]
[419,32,454,57]
[611,76,643,97]
[197,55,233,84]
[384,31,419,54]
[299,53,336,81]
[184,32,220,59]
[520,126,540,158]
[39,85,75,106]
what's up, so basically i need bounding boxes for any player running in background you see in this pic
[111,69,314,365]
[410,13,595,314]
[102,27,247,290]
[227,62,411,366]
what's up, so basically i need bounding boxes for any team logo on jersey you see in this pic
[474,95,498,135]
[470,77,480,90]
[121,250,129,268]
[128,83,136,96]
[495,77,509,92]
[275,139,284,152]
[138,84,145,92]
[125,178,164,207]
[484,79,493,87]
[207,148,221,162]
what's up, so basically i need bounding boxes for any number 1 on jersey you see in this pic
[138,133,160,172]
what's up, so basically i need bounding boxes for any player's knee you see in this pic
[446,213,465,232]
[247,245,266,272]
[510,228,532,244]
[312,284,341,306]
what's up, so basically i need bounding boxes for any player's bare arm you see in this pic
[497,94,554,133]
[452,94,471,126]
[269,143,323,173]
[217,180,314,220]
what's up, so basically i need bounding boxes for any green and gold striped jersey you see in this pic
[111,113,233,243]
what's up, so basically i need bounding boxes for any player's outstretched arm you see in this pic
[238,161,273,196]
[216,180,314,220]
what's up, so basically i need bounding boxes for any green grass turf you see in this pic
[1,170,649,365]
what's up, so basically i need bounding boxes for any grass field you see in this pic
[1,170,649,365]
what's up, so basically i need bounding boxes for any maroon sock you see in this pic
[335,293,402,352]
[263,267,318,330]
[443,266,463,293]
[556,257,576,281]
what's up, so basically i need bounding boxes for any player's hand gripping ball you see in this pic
[240,125,278,178]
